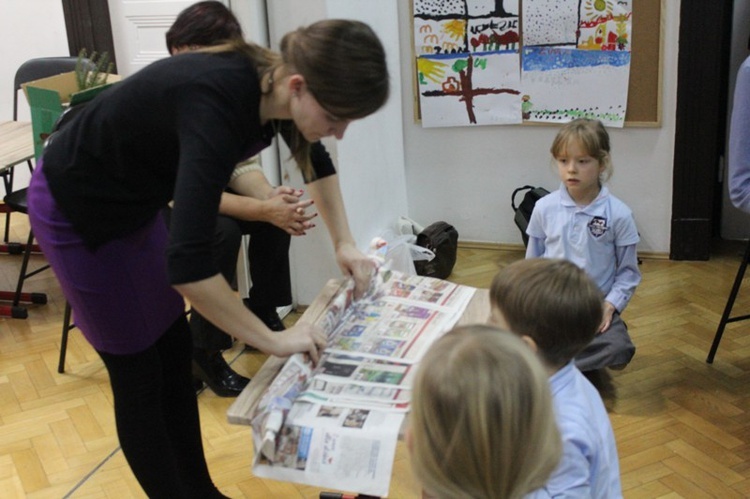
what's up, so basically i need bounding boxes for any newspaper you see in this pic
[325,268,474,363]
[296,353,414,411]
[252,402,404,496]
[250,267,475,496]
[251,355,314,460]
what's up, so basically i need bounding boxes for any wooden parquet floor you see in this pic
[4,212,750,497]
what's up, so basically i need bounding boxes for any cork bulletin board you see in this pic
[411,0,664,127]
[624,0,663,126]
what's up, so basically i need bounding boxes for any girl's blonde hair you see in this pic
[550,118,613,182]
[409,325,561,499]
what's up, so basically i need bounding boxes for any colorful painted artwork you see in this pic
[520,0,633,127]
[414,0,522,127]
[413,0,634,127]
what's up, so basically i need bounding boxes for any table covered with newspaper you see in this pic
[227,268,481,497]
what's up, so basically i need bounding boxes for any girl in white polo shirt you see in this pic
[526,118,641,394]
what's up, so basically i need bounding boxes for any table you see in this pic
[0,120,38,318]
[227,278,490,425]
[0,120,34,176]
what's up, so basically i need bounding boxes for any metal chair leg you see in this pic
[58,302,74,374]
[12,228,48,308]
[707,239,750,363]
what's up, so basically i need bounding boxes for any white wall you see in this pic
[398,1,680,254]
[265,0,408,304]
[0,0,68,188]
[0,1,68,122]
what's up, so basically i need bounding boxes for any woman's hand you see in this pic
[598,301,616,333]
[265,322,327,366]
[335,242,377,299]
[261,188,317,236]
[306,175,373,296]
[176,275,327,363]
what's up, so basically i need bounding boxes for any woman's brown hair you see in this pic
[278,19,389,176]
[204,19,389,180]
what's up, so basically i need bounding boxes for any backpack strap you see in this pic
[511,185,535,211]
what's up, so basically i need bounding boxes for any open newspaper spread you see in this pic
[250,268,475,496]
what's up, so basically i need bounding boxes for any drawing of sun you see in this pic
[442,19,466,41]
[583,0,613,17]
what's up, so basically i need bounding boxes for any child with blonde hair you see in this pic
[408,324,561,499]
[526,118,640,379]
[490,258,622,498]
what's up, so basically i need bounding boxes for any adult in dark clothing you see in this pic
[27,19,389,498]
[165,1,318,397]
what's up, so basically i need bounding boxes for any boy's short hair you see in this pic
[490,258,603,367]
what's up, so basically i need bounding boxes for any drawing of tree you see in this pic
[415,0,520,125]
[492,0,509,16]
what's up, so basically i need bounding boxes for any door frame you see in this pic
[61,0,118,72]
[669,0,733,260]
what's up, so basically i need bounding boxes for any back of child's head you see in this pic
[409,324,561,499]
[490,258,603,369]
[551,118,613,182]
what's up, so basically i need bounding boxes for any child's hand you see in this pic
[598,302,617,333]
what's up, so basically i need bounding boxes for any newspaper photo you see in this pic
[296,353,414,411]
[253,401,404,497]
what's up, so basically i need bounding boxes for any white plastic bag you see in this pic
[376,229,434,276]
[396,216,424,236]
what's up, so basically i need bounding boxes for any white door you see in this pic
[107,0,229,77]
[105,0,275,172]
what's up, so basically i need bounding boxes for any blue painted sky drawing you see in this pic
[521,0,633,127]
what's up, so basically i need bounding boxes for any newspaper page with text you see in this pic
[250,269,475,496]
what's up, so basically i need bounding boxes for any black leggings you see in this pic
[97,315,227,498]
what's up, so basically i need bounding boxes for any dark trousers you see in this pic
[574,313,636,371]
[97,315,226,498]
[189,214,292,351]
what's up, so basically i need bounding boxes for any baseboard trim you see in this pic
[635,251,670,261]
[457,240,670,260]
[458,241,525,252]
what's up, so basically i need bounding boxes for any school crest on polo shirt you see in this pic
[588,216,608,238]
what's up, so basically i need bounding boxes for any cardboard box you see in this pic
[22,72,121,159]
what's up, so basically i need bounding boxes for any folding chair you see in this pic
[3,56,82,242]
[0,57,86,318]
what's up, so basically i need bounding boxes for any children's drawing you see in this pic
[414,0,636,127]
[520,0,633,127]
[414,0,522,127]
[522,0,578,47]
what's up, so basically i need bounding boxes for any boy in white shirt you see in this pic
[490,258,622,498]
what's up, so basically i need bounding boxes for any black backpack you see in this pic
[511,185,550,247]
[414,222,459,279]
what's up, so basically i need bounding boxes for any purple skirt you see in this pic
[27,161,185,354]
